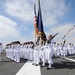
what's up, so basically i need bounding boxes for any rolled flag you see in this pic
[62,25,75,39]
[51,32,59,40]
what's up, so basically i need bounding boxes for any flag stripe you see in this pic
[34,4,39,35]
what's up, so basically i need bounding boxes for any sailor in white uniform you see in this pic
[74,43,75,54]
[32,35,40,66]
[0,42,2,62]
[5,44,9,58]
[45,42,53,69]
[60,43,64,56]
[29,42,34,61]
[11,43,15,60]
[15,42,21,62]
[41,40,53,69]
[41,35,54,69]
[41,43,47,67]
[63,44,67,57]
[68,43,72,55]
[71,44,75,54]
[53,42,58,57]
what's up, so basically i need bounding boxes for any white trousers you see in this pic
[33,50,39,64]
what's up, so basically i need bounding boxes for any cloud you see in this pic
[40,0,69,26]
[3,0,74,44]
[0,15,20,38]
[46,24,75,43]
[0,15,34,44]
[4,0,34,22]
[4,0,70,26]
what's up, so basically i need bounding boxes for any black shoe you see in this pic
[41,65,45,67]
[35,64,39,66]
[47,67,52,70]
[32,63,35,65]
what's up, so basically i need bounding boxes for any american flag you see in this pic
[34,4,39,35]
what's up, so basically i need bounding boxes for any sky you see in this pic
[0,0,75,47]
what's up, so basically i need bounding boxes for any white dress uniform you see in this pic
[26,44,30,60]
[63,45,67,57]
[29,44,33,61]
[45,44,53,68]
[20,44,24,58]
[0,42,2,62]
[6,45,9,58]
[65,44,68,55]
[7,45,10,58]
[15,44,21,62]
[33,45,40,65]
[11,44,14,60]
[68,45,72,55]
[74,43,75,54]
[13,44,17,61]
[71,44,74,54]
[23,45,26,59]
[41,44,47,66]
[33,38,41,65]
[60,45,64,56]
[56,44,60,56]
[53,44,58,57]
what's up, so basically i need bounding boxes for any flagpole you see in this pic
[59,25,75,44]
[62,25,75,39]
[34,4,36,45]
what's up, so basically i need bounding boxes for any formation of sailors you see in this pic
[5,38,75,69]
[33,40,75,69]
[5,41,34,62]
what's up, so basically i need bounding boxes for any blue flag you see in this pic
[37,0,46,41]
